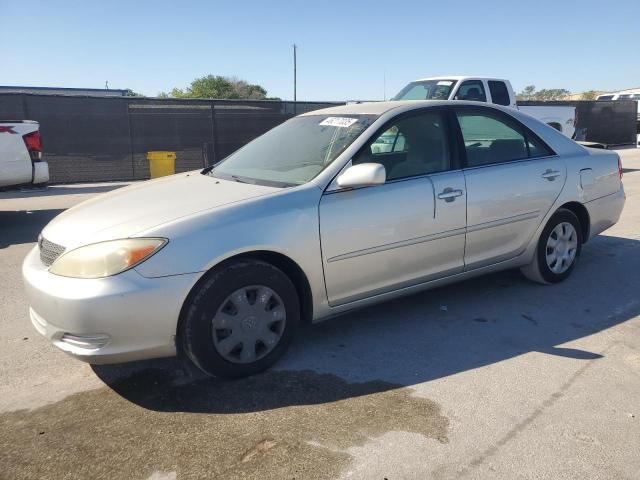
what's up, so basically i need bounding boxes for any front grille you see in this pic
[39,236,65,266]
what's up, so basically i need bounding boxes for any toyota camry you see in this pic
[23,100,625,377]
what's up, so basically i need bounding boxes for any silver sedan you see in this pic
[23,101,625,377]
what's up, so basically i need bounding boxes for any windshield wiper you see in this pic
[230,175,252,184]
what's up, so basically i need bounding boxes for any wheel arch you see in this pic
[176,250,314,348]
[558,201,590,243]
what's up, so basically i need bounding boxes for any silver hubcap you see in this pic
[545,222,578,274]
[212,285,286,364]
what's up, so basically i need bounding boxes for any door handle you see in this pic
[541,169,561,181]
[437,188,464,202]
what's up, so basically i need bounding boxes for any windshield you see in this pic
[393,80,457,101]
[208,114,376,187]
[617,94,640,100]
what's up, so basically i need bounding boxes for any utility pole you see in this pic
[383,72,386,101]
[293,43,297,114]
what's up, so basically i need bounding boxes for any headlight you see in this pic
[49,238,167,279]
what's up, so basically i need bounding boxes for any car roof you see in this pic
[411,75,508,83]
[299,99,501,117]
[299,100,427,116]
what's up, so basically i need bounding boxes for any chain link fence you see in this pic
[0,94,342,184]
[519,100,638,146]
[1,94,636,184]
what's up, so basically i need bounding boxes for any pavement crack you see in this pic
[456,343,614,478]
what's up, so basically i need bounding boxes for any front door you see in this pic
[319,109,467,306]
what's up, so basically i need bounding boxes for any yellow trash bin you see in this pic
[146,151,176,178]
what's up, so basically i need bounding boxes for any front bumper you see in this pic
[22,246,200,364]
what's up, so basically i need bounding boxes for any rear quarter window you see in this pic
[488,81,511,106]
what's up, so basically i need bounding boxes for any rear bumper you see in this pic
[33,161,49,184]
[585,187,625,240]
[22,246,200,364]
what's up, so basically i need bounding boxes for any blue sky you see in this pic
[2,0,638,100]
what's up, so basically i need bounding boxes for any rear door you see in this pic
[319,108,466,305]
[453,106,565,270]
[0,123,32,187]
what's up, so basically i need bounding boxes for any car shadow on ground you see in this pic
[0,209,65,248]
[91,233,640,414]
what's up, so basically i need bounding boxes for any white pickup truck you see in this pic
[0,120,48,188]
[393,76,576,138]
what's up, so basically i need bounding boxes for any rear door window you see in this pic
[455,108,554,167]
[488,81,511,106]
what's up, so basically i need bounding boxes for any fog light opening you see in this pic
[59,333,110,350]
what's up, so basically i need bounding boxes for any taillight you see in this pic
[618,156,623,180]
[22,130,42,162]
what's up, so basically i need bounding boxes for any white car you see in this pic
[0,120,48,188]
[394,76,577,138]
[23,101,625,378]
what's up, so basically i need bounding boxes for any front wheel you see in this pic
[521,208,583,284]
[181,260,300,378]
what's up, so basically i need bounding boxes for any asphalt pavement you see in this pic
[1,153,639,480]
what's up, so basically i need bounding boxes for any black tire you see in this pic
[521,208,583,284]
[180,259,300,378]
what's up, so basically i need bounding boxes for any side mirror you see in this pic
[336,163,386,188]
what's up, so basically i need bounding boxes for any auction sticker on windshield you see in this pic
[319,117,359,128]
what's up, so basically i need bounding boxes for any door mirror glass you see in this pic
[336,163,386,188]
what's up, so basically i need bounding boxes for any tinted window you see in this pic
[354,111,450,181]
[488,81,511,106]
[455,80,487,102]
[527,136,553,158]
[597,95,614,101]
[456,110,553,167]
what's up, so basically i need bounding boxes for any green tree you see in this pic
[125,88,143,97]
[164,75,269,99]
[535,88,570,101]
[581,90,598,100]
[517,86,571,101]
[517,85,537,101]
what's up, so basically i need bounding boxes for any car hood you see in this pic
[42,172,279,249]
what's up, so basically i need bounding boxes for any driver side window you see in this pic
[353,111,451,181]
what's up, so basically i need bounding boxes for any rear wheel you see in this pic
[521,208,582,284]
[181,260,300,378]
